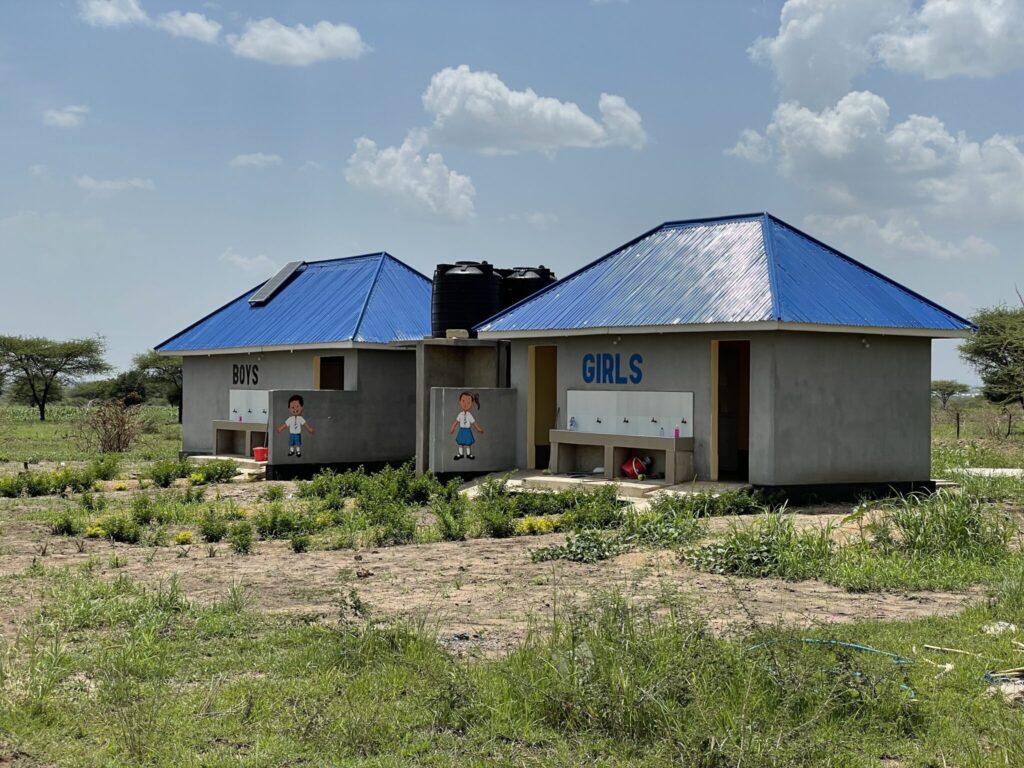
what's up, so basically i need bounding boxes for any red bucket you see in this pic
[253,446,268,462]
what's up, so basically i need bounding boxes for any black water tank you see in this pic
[431,261,501,337]
[500,265,556,311]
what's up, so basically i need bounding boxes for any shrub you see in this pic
[254,502,301,539]
[146,459,193,488]
[173,530,194,546]
[685,513,834,580]
[619,495,706,548]
[289,532,311,553]
[84,525,106,539]
[76,400,149,453]
[475,497,516,538]
[130,494,155,525]
[296,467,365,500]
[50,509,84,536]
[559,485,623,531]
[195,459,238,484]
[432,482,469,541]
[97,515,142,544]
[260,484,285,502]
[77,491,107,514]
[514,515,561,536]
[531,530,624,563]
[228,521,254,554]
[198,509,228,543]
[188,472,206,485]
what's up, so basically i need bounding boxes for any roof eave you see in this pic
[476,321,974,340]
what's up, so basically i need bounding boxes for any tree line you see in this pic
[0,336,182,423]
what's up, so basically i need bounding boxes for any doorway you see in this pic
[527,345,558,469]
[712,340,749,481]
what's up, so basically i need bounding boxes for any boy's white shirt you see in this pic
[455,411,475,428]
[285,415,306,434]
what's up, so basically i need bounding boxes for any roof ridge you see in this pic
[760,214,783,321]
[352,253,389,341]
[765,214,974,328]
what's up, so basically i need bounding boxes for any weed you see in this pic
[50,509,84,537]
[172,530,194,546]
[289,533,311,553]
[260,484,286,502]
[531,530,625,563]
[197,509,228,543]
[228,521,254,555]
[432,482,469,541]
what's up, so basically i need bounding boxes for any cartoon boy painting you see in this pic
[276,394,314,457]
[450,391,484,461]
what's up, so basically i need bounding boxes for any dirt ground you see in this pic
[0,482,981,655]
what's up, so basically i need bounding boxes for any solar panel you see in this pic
[248,261,304,306]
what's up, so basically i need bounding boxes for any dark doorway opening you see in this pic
[717,340,750,481]
[529,345,558,470]
[319,356,345,390]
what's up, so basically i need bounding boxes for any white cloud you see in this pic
[730,90,1024,221]
[75,175,156,193]
[78,0,147,27]
[345,130,475,220]
[229,152,283,168]
[228,18,369,66]
[156,11,221,43]
[876,0,1024,79]
[753,0,1024,105]
[422,65,646,154]
[804,213,998,261]
[220,247,277,274]
[299,160,323,172]
[500,211,560,229]
[43,105,90,128]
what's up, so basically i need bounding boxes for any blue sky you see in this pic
[2,0,1022,382]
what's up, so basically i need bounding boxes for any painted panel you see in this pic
[228,389,268,424]
[429,388,518,473]
[568,390,693,438]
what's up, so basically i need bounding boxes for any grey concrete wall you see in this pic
[267,349,416,466]
[182,350,344,453]
[428,388,518,473]
[414,342,506,474]
[768,332,931,484]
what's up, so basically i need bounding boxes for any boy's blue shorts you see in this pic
[289,433,302,446]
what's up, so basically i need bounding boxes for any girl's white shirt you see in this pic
[455,411,476,428]
[285,415,306,434]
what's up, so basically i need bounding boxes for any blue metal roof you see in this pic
[476,213,972,335]
[156,253,431,351]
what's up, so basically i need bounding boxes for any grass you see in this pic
[1,565,1023,766]
[0,405,181,465]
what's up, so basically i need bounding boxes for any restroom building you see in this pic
[465,213,973,496]
[155,252,431,477]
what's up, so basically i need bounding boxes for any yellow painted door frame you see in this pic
[709,340,719,482]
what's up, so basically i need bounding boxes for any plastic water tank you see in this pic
[499,266,556,311]
[431,261,502,337]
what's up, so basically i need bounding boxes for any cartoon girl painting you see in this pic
[275,394,314,458]
[450,391,484,461]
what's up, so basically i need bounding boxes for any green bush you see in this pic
[146,459,193,488]
[77,490,107,514]
[559,485,624,531]
[0,456,121,498]
[685,513,834,580]
[195,459,238,484]
[96,515,142,544]
[260,484,285,502]
[50,509,85,536]
[289,532,311,553]
[475,497,516,538]
[432,481,468,541]
[531,530,624,563]
[198,509,228,543]
[253,502,301,539]
[228,521,254,554]
[619,495,706,549]
[296,467,366,500]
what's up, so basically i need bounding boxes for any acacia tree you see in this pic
[0,335,110,421]
[133,350,183,423]
[960,306,1024,410]
[931,379,970,409]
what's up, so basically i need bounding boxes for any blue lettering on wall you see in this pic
[581,353,644,384]
[629,353,643,384]
[582,353,596,383]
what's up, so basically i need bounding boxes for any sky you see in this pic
[1,0,1022,382]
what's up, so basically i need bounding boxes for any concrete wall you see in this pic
[428,387,518,473]
[267,349,416,466]
[414,341,507,474]
[767,332,931,484]
[182,350,343,453]
[508,331,931,486]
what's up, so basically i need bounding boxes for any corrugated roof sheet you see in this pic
[156,253,431,351]
[476,213,972,334]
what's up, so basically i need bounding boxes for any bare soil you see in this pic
[0,486,980,655]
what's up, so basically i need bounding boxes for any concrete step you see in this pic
[520,474,663,499]
[191,454,266,476]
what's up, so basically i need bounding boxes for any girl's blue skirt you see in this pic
[456,427,475,446]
